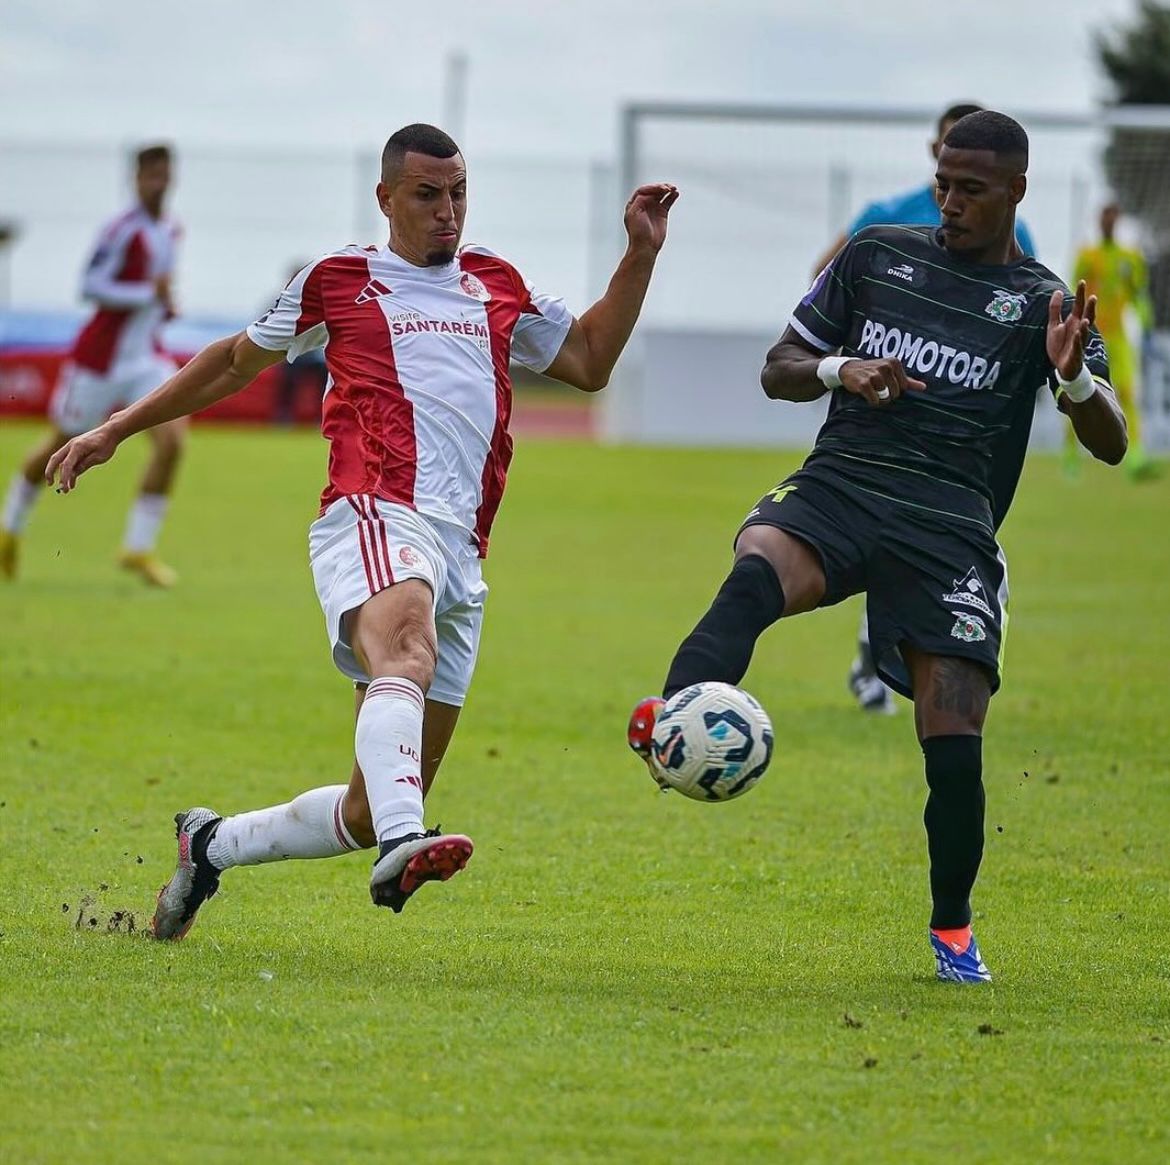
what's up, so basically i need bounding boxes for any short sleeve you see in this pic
[510,279,573,373]
[247,260,328,362]
[788,234,861,352]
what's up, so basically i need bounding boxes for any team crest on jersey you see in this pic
[943,567,993,618]
[950,611,987,643]
[460,273,491,302]
[984,289,1026,322]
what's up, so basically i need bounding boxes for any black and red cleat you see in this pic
[627,696,665,758]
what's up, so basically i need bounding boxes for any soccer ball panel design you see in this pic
[649,682,773,802]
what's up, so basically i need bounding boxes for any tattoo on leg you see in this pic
[930,657,989,722]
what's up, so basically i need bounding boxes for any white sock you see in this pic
[357,676,426,845]
[205,785,362,870]
[122,492,169,553]
[2,474,40,534]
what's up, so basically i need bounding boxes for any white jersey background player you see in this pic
[47,123,679,938]
[1,144,187,588]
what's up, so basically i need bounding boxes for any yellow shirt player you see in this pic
[1070,202,1156,478]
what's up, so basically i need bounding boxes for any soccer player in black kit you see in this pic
[628,111,1128,982]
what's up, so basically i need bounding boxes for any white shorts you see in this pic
[49,357,177,436]
[308,495,488,705]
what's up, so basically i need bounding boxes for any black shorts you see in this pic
[739,454,1008,699]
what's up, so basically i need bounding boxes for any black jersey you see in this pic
[789,224,1110,528]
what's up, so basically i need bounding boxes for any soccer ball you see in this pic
[648,682,774,802]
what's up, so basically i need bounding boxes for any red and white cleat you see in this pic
[369,828,473,913]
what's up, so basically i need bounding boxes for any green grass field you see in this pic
[1,421,1168,1164]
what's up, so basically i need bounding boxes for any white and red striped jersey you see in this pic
[71,204,180,375]
[247,243,573,555]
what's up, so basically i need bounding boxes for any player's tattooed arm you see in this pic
[1049,282,1127,466]
[761,327,926,406]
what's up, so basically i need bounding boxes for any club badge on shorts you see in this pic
[950,611,987,643]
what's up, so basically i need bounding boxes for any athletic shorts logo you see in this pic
[950,611,987,642]
[460,273,491,302]
[943,566,993,618]
[398,545,422,567]
[985,290,1026,323]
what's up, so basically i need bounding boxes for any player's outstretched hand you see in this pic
[1047,280,1097,381]
[839,357,927,407]
[624,183,679,254]
[45,424,119,493]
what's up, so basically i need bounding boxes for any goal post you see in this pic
[603,100,1170,451]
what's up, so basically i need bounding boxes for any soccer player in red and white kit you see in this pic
[48,124,679,937]
[1,145,186,587]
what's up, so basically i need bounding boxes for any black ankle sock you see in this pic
[663,554,785,698]
[922,734,984,929]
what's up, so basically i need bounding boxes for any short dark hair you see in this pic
[937,102,983,135]
[943,110,1029,170]
[135,144,172,170]
[381,123,461,183]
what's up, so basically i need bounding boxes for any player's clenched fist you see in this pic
[840,357,927,407]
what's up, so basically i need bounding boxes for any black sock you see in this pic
[921,734,984,929]
[663,554,785,698]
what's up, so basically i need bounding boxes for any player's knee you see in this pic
[915,656,991,737]
[362,618,438,689]
[734,526,824,614]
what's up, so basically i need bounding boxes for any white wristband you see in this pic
[817,355,858,389]
[1057,364,1096,404]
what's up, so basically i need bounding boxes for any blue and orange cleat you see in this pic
[627,696,665,758]
[930,926,992,983]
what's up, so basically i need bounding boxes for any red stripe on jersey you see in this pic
[317,257,418,516]
[459,252,528,557]
[72,231,150,374]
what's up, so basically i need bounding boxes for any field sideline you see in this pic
[1,422,1168,1164]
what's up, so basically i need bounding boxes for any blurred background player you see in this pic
[812,102,1037,716]
[1067,200,1156,480]
[0,144,185,586]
